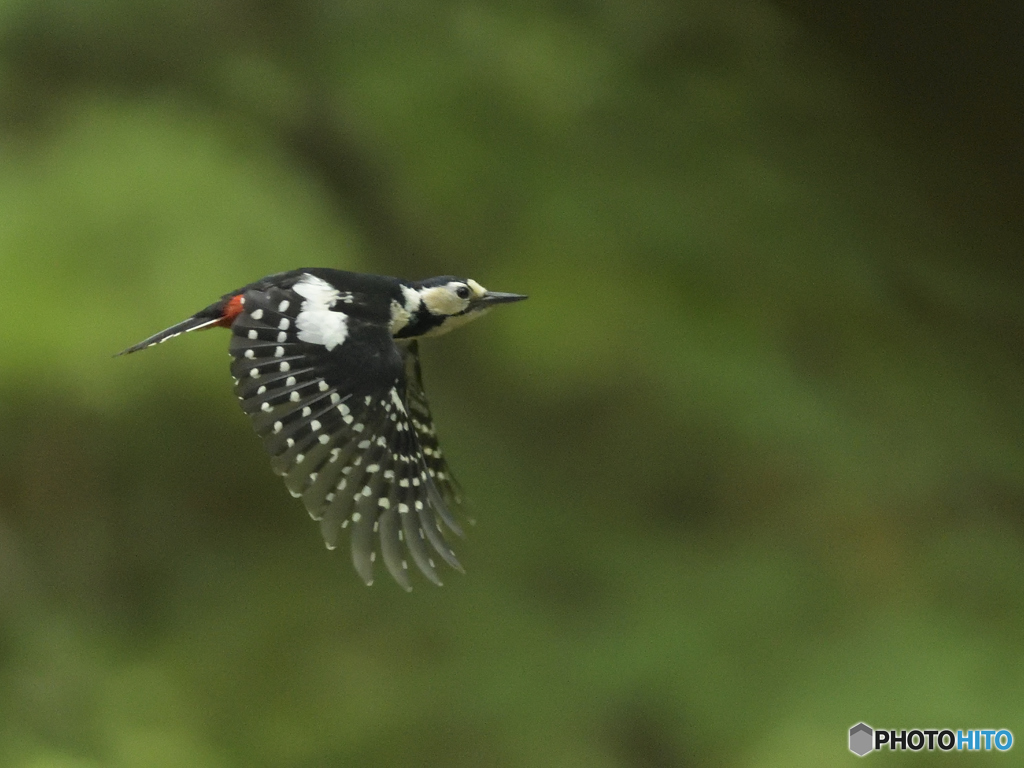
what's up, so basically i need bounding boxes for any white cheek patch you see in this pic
[421,284,469,316]
[293,273,349,351]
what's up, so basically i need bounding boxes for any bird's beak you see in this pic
[474,291,528,308]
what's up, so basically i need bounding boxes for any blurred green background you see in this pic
[1,1,1022,766]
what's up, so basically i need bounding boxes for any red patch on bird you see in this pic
[216,294,246,327]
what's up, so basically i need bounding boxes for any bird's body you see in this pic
[119,268,526,590]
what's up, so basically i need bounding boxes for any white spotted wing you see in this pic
[229,283,463,590]
[401,341,466,522]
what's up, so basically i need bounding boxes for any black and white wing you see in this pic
[401,341,466,515]
[228,282,462,590]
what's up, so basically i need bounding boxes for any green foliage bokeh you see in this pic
[0,1,1022,766]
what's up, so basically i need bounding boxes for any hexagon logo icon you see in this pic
[849,723,873,756]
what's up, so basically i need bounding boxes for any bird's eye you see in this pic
[455,285,470,300]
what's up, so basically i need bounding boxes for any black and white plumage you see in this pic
[118,268,526,590]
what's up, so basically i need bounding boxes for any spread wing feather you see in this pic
[228,284,462,589]
[401,341,467,532]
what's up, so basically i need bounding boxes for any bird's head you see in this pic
[391,276,527,338]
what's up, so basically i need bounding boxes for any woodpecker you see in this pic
[118,269,527,590]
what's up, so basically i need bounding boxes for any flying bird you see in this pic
[118,268,527,590]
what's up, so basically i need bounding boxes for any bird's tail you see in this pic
[114,314,225,356]
[115,292,247,357]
